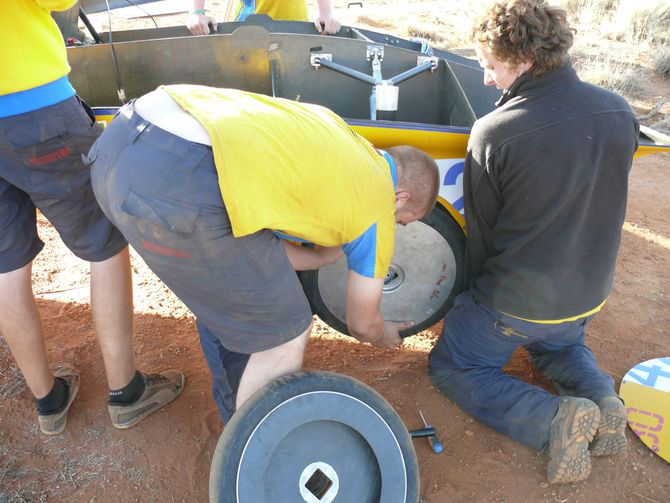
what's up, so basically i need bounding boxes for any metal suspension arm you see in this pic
[310,55,378,86]
[388,59,437,85]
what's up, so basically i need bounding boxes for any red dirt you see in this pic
[2,2,670,500]
[0,153,667,502]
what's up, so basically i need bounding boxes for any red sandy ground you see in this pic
[0,152,668,502]
[1,2,670,499]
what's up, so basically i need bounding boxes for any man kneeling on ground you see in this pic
[428,0,638,484]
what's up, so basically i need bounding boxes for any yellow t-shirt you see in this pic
[0,0,74,95]
[235,0,308,21]
[163,85,397,279]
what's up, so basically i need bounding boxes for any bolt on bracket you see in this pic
[417,56,439,71]
[310,53,332,68]
[366,45,384,62]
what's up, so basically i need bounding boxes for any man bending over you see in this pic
[89,85,439,422]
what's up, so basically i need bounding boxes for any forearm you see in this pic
[316,0,334,16]
[347,309,385,344]
[345,273,385,343]
[345,272,404,349]
[313,0,340,34]
[187,0,217,35]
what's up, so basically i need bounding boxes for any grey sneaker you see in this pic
[590,396,628,456]
[547,397,600,484]
[108,370,184,429]
[38,365,80,435]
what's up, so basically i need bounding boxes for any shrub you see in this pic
[575,55,638,95]
[613,0,670,44]
[655,46,670,77]
[559,0,619,30]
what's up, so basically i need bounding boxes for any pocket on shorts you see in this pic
[7,113,87,182]
[121,189,200,234]
[7,115,73,160]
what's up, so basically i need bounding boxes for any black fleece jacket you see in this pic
[464,64,639,320]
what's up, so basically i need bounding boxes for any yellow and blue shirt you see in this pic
[1,0,76,117]
[164,85,397,279]
[235,0,308,22]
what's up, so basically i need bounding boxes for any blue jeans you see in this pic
[428,290,615,451]
[197,320,250,423]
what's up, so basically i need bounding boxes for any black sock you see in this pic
[36,377,68,414]
[108,370,146,404]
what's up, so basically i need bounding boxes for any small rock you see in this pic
[465,429,474,436]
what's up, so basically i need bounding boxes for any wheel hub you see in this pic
[383,264,405,293]
[299,462,339,503]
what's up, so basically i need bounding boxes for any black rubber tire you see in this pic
[209,371,420,503]
[299,206,465,337]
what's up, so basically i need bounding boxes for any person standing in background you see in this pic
[187,0,341,35]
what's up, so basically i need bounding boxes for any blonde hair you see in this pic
[388,146,440,218]
[471,0,575,77]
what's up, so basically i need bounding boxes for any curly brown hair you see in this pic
[471,0,576,77]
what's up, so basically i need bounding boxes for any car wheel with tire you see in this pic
[299,206,465,337]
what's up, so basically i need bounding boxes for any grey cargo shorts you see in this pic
[0,96,127,273]
[88,102,313,353]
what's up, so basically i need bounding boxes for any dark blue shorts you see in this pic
[88,103,313,354]
[0,96,127,273]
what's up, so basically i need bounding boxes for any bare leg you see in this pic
[236,322,312,408]
[90,246,135,390]
[0,262,53,398]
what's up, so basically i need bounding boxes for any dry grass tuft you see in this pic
[0,445,145,501]
[575,55,638,95]
[353,14,394,32]
[651,115,670,135]
[559,0,670,44]
[623,1,670,44]
[405,25,447,47]
[560,0,619,30]
[0,453,48,503]
[48,454,106,490]
[0,482,47,503]
[655,46,670,77]
[47,451,146,493]
[561,0,619,13]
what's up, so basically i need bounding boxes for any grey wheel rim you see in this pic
[318,220,457,327]
[236,391,410,502]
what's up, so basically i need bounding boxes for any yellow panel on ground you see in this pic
[620,357,670,463]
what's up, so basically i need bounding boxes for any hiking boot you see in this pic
[108,370,184,429]
[590,396,628,456]
[38,365,80,435]
[547,397,600,484]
